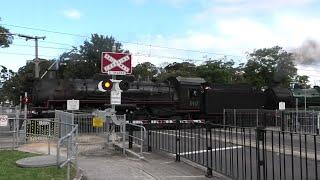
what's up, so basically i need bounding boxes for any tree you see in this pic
[0,18,13,48]
[243,46,297,88]
[295,75,310,88]
[133,62,158,81]
[0,65,15,83]
[61,34,127,79]
[155,62,198,81]
[196,57,237,84]
[0,61,52,104]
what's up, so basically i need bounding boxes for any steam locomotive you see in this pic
[30,68,295,119]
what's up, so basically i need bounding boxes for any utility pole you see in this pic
[18,34,46,78]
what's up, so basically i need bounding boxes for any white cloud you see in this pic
[63,9,82,20]
[126,11,320,84]
[195,0,315,20]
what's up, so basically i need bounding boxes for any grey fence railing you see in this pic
[144,120,320,180]
[1,109,79,180]
[126,123,146,156]
[224,109,320,134]
[57,124,78,180]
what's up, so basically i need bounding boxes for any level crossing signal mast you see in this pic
[99,50,132,116]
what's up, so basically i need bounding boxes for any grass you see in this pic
[0,150,71,180]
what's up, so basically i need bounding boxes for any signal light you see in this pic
[119,81,129,91]
[98,80,113,92]
[102,79,113,91]
[98,79,130,92]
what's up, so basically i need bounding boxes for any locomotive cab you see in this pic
[168,76,205,111]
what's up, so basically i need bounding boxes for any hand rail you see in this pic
[57,124,78,166]
[126,123,146,156]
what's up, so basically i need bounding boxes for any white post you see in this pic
[296,98,299,132]
[48,121,51,155]
[24,92,27,119]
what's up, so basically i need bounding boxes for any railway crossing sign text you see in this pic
[67,99,80,111]
[0,115,8,126]
[101,52,132,75]
[111,91,121,105]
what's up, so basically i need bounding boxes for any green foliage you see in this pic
[61,34,127,79]
[295,75,310,88]
[0,18,13,48]
[157,62,198,81]
[243,46,297,88]
[132,62,158,81]
[196,58,237,84]
[0,61,52,103]
[0,65,15,83]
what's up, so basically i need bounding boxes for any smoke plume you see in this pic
[294,40,320,65]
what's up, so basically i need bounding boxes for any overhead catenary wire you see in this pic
[1,23,320,75]
[0,23,245,58]
[11,43,74,51]
[0,51,56,58]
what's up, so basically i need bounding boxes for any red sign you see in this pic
[101,52,132,75]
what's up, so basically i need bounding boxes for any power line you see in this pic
[1,23,245,58]
[0,51,56,58]
[11,43,74,51]
[42,41,76,47]
[0,23,87,38]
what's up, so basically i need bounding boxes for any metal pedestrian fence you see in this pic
[0,109,79,180]
[144,120,320,180]
[223,109,320,134]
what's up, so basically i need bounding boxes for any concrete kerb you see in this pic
[16,155,67,168]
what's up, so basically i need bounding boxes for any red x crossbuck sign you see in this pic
[101,52,132,75]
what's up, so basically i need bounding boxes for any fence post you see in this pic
[67,137,71,180]
[256,127,265,180]
[205,120,213,177]
[317,113,320,135]
[175,119,180,162]
[147,116,152,152]
[128,112,133,149]
[234,109,237,126]
[223,109,226,125]
[48,120,51,155]
[256,109,259,127]
[281,111,285,131]
[122,114,126,155]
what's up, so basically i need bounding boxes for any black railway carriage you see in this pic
[200,84,266,115]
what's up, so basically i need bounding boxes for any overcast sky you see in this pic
[1,0,320,84]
